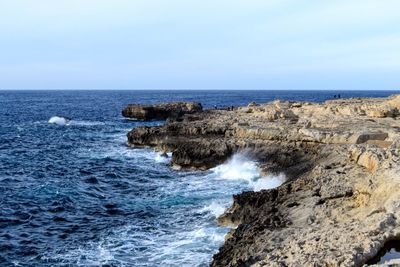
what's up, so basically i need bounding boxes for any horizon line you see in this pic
[1,88,399,91]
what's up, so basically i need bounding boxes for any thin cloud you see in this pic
[0,0,399,89]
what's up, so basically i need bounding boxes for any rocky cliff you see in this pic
[127,95,400,266]
[122,102,202,121]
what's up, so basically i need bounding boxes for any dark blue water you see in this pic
[0,90,398,267]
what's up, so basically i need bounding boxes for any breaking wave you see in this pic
[48,116,70,126]
[47,116,105,127]
[211,153,285,191]
[3,89,391,267]
[155,152,172,164]
[212,154,259,182]
[199,200,228,218]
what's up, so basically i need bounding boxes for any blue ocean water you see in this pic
[0,90,399,267]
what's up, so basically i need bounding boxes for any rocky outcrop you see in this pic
[122,102,202,121]
[126,94,400,266]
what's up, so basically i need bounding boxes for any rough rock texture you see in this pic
[126,95,400,266]
[122,102,202,121]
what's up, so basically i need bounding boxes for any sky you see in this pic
[0,0,399,90]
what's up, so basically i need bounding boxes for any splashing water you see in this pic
[199,200,228,218]
[212,154,259,182]
[252,173,286,191]
[6,90,376,266]
[154,152,172,164]
[48,116,70,125]
[211,153,286,191]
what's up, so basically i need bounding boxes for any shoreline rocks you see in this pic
[126,95,400,266]
[122,102,202,121]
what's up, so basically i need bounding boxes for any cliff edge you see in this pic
[127,95,400,266]
[122,102,202,121]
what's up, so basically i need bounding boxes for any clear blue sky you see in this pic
[0,0,399,90]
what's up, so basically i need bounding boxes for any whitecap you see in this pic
[48,116,106,127]
[48,116,70,126]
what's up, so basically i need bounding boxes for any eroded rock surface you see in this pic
[126,95,400,266]
[122,102,202,121]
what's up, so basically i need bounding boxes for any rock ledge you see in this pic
[126,95,400,266]
[122,102,202,121]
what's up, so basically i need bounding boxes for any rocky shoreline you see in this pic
[124,95,400,266]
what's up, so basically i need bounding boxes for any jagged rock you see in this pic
[386,94,400,109]
[122,102,202,120]
[125,94,400,266]
[248,101,259,107]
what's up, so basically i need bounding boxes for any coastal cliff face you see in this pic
[122,102,202,121]
[127,95,400,266]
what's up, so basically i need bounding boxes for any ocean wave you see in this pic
[199,200,228,218]
[43,243,117,266]
[154,152,172,164]
[48,116,70,126]
[76,142,172,168]
[212,153,285,191]
[47,116,105,127]
[69,120,105,126]
[212,154,259,182]
[191,227,226,243]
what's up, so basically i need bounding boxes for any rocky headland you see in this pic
[122,102,202,121]
[124,95,400,266]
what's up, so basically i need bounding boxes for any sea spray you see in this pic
[211,153,286,191]
[48,116,70,126]
[194,153,286,244]
[212,153,259,182]
[155,152,172,164]
[252,173,286,192]
[3,90,395,266]
[199,200,228,218]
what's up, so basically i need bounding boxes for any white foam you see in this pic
[48,116,70,126]
[69,120,105,126]
[191,228,226,243]
[155,152,172,164]
[44,243,116,266]
[48,116,106,127]
[199,201,227,218]
[212,153,286,191]
[212,154,259,182]
[53,152,284,266]
[97,245,114,264]
[251,173,286,191]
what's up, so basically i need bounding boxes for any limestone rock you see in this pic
[125,94,400,266]
[122,102,202,120]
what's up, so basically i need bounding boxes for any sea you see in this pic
[0,90,398,267]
